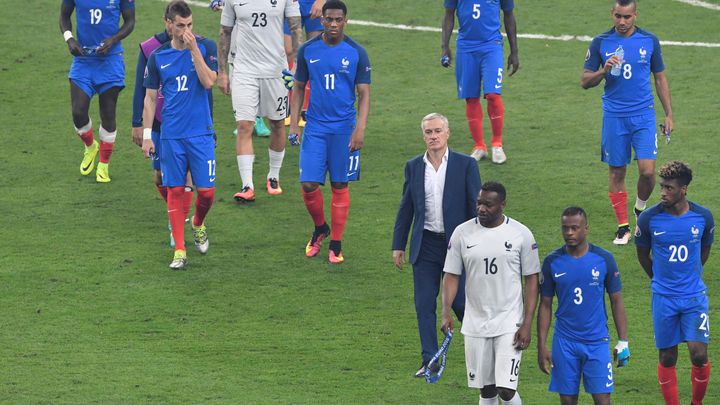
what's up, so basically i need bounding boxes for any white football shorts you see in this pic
[231,74,288,122]
[465,332,522,390]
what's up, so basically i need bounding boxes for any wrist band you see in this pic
[63,31,73,42]
[143,128,152,140]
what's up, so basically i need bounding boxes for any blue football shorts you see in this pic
[283,0,323,36]
[69,54,125,98]
[454,43,504,99]
[601,112,657,166]
[151,130,162,171]
[549,335,614,395]
[652,293,709,349]
[160,134,215,188]
[299,122,359,184]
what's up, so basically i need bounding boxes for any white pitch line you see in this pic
[175,0,720,48]
[673,0,720,10]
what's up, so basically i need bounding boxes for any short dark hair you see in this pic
[166,0,192,21]
[480,181,506,202]
[562,206,588,223]
[659,160,693,187]
[323,0,347,16]
[615,0,637,8]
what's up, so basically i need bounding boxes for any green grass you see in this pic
[1,0,719,403]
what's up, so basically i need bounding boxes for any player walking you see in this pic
[290,0,371,264]
[538,207,629,405]
[59,0,135,182]
[442,182,539,404]
[582,0,673,245]
[636,161,714,405]
[441,0,518,164]
[142,1,218,269]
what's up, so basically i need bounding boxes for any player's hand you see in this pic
[142,139,156,158]
[282,69,295,90]
[289,123,302,138]
[217,72,230,95]
[309,0,324,18]
[513,323,531,351]
[602,55,623,73]
[613,340,630,367]
[209,0,224,11]
[96,37,118,55]
[507,51,519,76]
[392,250,406,270]
[348,128,365,152]
[663,116,674,136]
[67,38,84,56]
[182,30,198,52]
[441,313,454,334]
[132,127,143,147]
[441,48,452,68]
[537,345,553,375]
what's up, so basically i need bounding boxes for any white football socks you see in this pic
[500,392,521,405]
[479,396,498,405]
[267,148,285,180]
[236,154,255,190]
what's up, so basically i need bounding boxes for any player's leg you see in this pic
[602,115,632,245]
[653,294,682,404]
[630,113,659,218]
[681,295,711,405]
[96,86,122,182]
[300,128,330,257]
[160,138,190,269]
[481,45,507,164]
[69,75,99,176]
[464,336,497,403]
[150,130,174,247]
[456,51,486,159]
[231,75,260,202]
[187,135,216,254]
[550,335,583,405]
[491,333,523,404]
[326,128,354,263]
[582,340,614,405]
[259,78,289,195]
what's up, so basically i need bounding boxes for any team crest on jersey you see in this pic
[339,57,351,73]
[107,0,117,9]
[638,47,647,64]
[504,241,512,252]
[590,267,600,286]
[692,225,700,236]
[270,0,277,7]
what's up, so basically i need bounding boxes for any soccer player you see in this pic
[218,0,302,202]
[441,0,518,164]
[59,0,135,182]
[582,0,674,245]
[290,0,371,264]
[538,207,629,405]
[635,161,714,405]
[442,182,539,405]
[142,0,218,269]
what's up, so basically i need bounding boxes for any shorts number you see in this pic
[607,362,613,381]
[700,313,709,332]
[622,64,632,79]
[510,358,520,377]
[252,12,267,27]
[573,287,583,305]
[497,67,503,84]
[207,159,216,180]
[348,155,359,171]
[89,9,102,24]
[472,4,481,19]
[484,257,498,275]
[324,73,335,90]
[276,95,288,114]
[175,75,189,92]
[668,244,688,262]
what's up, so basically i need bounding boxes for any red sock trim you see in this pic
[691,362,710,405]
[658,363,679,405]
[99,141,114,163]
[167,187,186,251]
[609,191,629,226]
[486,93,504,147]
[156,185,168,203]
[302,188,326,227]
[79,128,94,147]
[193,188,215,226]
[330,187,350,241]
[465,98,485,150]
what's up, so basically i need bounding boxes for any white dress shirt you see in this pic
[423,148,449,234]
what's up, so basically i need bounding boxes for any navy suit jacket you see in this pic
[392,149,481,265]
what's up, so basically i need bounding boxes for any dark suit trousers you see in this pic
[413,230,465,364]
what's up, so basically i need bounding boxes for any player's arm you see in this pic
[514,273,539,350]
[636,246,653,279]
[349,84,370,152]
[440,8,455,65]
[97,6,136,55]
[217,23,233,95]
[392,162,415,270]
[141,89,158,158]
[287,16,302,64]
[132,49,149,147]
[289,79,306,137]
[536,295,553,375]
[609,291,628,341]
[309,0,325,19]
[581,37,621,89]
[701,245,712,265]
[441,273,460,333]
[653,71,674,134]
[59,1,84,56]
[503,9,519,76]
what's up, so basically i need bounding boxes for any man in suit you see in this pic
[392,112,482,377]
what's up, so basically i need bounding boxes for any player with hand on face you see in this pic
[142,1,218,269]
[636,161,714,405]
[59,0,135,182]
[537,207,629,405]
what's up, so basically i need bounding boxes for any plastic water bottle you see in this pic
[288,133,300,146]
[610,45,624,76]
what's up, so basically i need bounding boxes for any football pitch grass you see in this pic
[1,0,719,403]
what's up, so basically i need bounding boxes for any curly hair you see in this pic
[659,160,693,187]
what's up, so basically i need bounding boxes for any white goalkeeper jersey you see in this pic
[444,216,540,338]
[221,0,300,78]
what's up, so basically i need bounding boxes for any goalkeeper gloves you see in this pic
[614,340,630,367]
[282,69,294,90]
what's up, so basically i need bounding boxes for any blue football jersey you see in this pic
[584,27,665,117]
[636,202,715,297]
[295,35,371,130]
[540,244,622,343]
[444,0,514,52]
[144,38,218,140]
[63,0,134,56]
